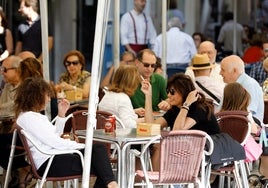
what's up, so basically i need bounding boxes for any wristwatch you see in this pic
[183,102,191,108]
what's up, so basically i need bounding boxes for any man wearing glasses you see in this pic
[0,55,21,116]
[131,49,170,117]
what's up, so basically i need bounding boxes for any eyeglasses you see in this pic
[166,88,176,95]
[139,60,157,68]
[64,60,80,66]
[0,66,17,73]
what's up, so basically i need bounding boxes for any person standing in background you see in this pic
[192,32,206,50]
[120,0,157,56]
[167,0,186,29]
[217,12,247,57]
[153,17,196,78]
[0,8,13,63]
[15,0,53,61]
[0,8,13,96]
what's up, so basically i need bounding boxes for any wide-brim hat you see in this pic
[189,53,215,70]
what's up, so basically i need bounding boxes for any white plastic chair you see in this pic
[16,124,84,188]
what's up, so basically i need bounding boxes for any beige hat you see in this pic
[189,54,215,70]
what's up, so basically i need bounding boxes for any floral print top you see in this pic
[59,70,91,88]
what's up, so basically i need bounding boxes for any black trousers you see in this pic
[0,133,29,170]
[37,143,115,188]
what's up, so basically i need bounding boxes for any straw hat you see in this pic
[189,54,215,70]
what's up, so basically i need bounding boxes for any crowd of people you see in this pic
[1,0,268,187]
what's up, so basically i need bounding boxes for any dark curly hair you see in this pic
[14,77,54,117]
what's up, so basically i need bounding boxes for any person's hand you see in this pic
[184,90,199,105]
[158,100,171,111]
[59,81,69,90]
[57,98,70,117]
[141,80,151,96]
[134,108,145,117]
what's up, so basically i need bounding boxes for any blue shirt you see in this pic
[237,73,264,122]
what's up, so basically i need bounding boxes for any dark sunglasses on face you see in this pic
[64,60,80,66]
[0,66,17,73]
[139,60,157,68]
[166,88,176,95]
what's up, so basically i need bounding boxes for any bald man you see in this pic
[18,51,36,60]
[220,55,264,122]
[185,40,224,83]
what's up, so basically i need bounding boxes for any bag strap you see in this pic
[195,81,220,104]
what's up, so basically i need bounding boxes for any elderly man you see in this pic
[189,54,224,113]
[220,55,264,122]
[0,56,22,116]
[153,17,196,78]
[120,0,156,56]
[185,40,224,83]
[131,49,169,117]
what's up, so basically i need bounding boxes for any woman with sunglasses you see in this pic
[55,50,91,99]
[144,73,220,170]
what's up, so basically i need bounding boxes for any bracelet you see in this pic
[181,105,189,111]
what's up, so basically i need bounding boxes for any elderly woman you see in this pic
[55,50,91,99]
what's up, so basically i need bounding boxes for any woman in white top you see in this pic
[98,65,150,128]
[14,77,119,188]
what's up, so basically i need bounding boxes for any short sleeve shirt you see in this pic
[163,103,220,135]
[17,17,52,57]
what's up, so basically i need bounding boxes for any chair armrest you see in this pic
[129,149,141,157]
[140,135,161,156]
[205,134,214,156]
[114,115,126,128]
[21,129,84,167]
[51,113,74,124]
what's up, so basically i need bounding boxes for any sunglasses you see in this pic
[166,88,176,95]
[64,60,80,66]
[139,60,157,68]
[0,66,17,73]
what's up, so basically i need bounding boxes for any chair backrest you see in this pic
[216,111,250,145]
[64,105,88,133]
[15,124,82,182]
[158,130,208,183]
[70,110,125,132]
